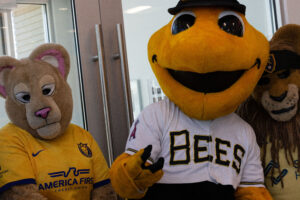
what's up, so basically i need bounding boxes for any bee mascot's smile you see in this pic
[110,0,272,199]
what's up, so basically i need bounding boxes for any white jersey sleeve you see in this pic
[239,126,265,187]
[125,101,166,163]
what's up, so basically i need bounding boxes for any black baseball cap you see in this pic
[168,0,246,15]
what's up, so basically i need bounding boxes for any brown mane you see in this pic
[237,96,300,187]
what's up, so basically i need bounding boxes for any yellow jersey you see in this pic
[0,123,110,200]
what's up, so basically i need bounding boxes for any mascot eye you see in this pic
[218,11,244,37]
[15,92,31,103]
[42,84,55,96]
[172,11,196,35]
[277,69,290,79]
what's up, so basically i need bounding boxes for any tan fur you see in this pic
[0,44,117,199]
[0,184,47,200]
[91,184,117,200]
[270,24,300,53]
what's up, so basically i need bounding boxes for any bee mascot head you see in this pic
[148,0,269,120]
[238,24,300,192]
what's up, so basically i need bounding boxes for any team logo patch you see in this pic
[129,120,139,141]
[39,167,93,191]
[48,167,90,178]
[78,143,92,157]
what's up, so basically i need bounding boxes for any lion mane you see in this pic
[237,97,300,187]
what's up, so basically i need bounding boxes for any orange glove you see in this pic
[110,145,164,199]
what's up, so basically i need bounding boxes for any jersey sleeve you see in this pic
[239,126,265,188]
[0,132,36,192]
[89,135,110,189]
[125,103,164,163]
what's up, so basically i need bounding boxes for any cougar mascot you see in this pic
[238,24,300,200]
[111,0,272,199]
[0,44,117,200]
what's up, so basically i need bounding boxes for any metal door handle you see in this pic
[116,23,134,129]
[95,24,114,166]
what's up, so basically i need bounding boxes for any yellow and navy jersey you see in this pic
[264,144,300,200]
[126,98,264,189]
[0,123,110,200]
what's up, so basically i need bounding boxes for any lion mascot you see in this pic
[238,24,300,200]
[0,44,117,200]
[110,0,273,199]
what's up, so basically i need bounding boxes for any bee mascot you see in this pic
[110,0,272,199]
[0,44,117,200]
[238,24,300,200]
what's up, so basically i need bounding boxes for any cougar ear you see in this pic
[0,56,18,98]
[29,43,70,79]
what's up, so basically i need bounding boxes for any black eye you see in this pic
[218,11,244,37]
[42,84,55,96]
[43,88,51,95]
[277,69,290,79]
[15,92,31,103]
[258,77,270,86]
[172,12,195,35]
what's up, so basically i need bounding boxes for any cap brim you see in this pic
[168,1,246,15]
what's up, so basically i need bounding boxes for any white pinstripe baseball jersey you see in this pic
[125,98,264,189]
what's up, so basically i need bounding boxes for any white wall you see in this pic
[280,0,300,25]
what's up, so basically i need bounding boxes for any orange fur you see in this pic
[235,187,273,200]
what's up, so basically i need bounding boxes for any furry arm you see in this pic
[235,187,273,200]
[91,183,118,200]
[0,184,47,200]
[110,146,164,199]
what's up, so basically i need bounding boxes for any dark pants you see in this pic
[134,181,235,200]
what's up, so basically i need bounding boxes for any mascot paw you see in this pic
[126,145,164,189]
[110,145,164,199]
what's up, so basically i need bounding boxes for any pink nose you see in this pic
[35,108,51,119]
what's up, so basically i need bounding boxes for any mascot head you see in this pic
[148,0,269,120]
[0,44,73,140]
[252,24,300,122]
